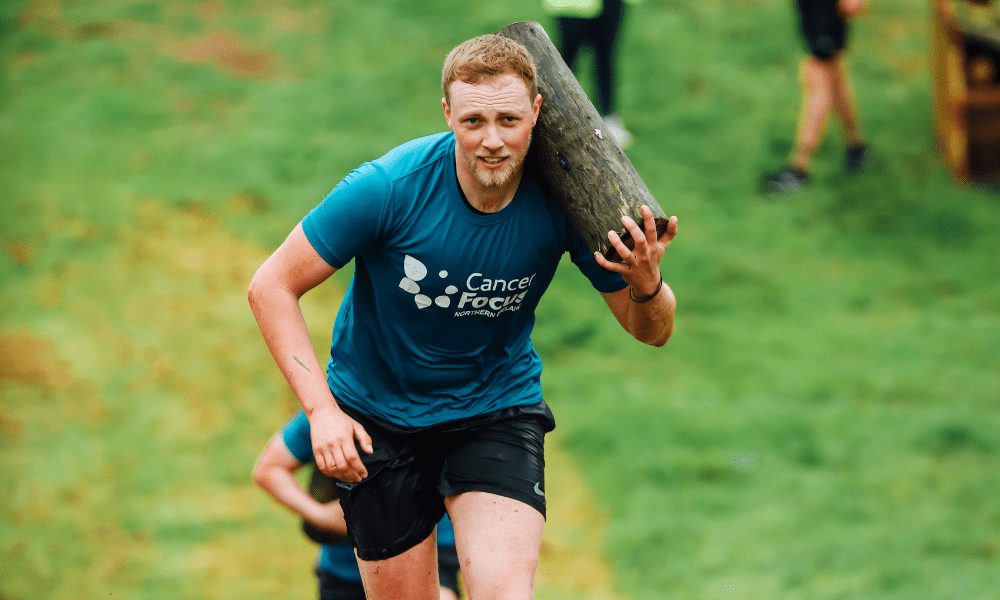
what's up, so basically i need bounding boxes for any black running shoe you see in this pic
[845,143,870,175]
[761,166,809,194]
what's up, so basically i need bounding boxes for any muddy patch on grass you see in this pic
[14,1,280,80]
[0,331,73,391]
[17,0,123,40]
[176,29,275,78]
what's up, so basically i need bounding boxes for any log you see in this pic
[496,21,669,263]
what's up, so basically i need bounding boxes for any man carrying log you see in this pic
[248,33,677,600]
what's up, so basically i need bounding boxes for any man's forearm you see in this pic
[627,283,675,346]
[255,464,314,519]
[247,283,338,416]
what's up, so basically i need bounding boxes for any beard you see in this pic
[460,131,532,188]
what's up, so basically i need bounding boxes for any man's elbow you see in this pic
[645,325,673,347]
[247,272,264,309]
[251,463,268,489]
[247,268,275,314]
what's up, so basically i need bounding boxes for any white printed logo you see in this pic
[399,255,458,309]
[398,254,535,317]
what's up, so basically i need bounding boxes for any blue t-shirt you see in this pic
[303,131,626,428]
[281,410,456,582]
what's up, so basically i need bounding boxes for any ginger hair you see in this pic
[442,34,538,106]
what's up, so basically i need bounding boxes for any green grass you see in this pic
[3,0,999,599]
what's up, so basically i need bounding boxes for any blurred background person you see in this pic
[544,0,637,148]
[253,409,462,600]
[762,0,870,194]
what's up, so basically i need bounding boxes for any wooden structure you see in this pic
[932,0,1000,183]
[496,21,669,263]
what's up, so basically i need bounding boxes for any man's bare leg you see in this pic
[830,58,864,146]
[830,56,870,173]
[446,491,544,600]
[358,531,440,600]
[790,55,837,172]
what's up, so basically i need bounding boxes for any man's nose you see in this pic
[482,124,503,151]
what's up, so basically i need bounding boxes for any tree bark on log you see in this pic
[496,21,669,263]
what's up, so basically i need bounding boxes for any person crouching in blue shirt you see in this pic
[254,409,461,600]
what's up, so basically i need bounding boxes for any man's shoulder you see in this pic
[373,131,454,181]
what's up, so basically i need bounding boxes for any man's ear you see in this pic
[442,97,454,130]
[531,93,542,126]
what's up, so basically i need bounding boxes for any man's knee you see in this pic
[801,56,839,91]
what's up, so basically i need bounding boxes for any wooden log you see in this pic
[496,21,669,263]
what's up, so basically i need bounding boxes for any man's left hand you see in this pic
[594,205,677,297]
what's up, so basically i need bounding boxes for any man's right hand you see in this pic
[307,403,374,482]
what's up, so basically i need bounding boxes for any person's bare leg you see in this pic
[357,531,440,600]
[790,55,837,172]
[446,491,544,600]
[830,57,864,146]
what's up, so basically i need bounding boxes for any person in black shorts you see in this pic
[248,32,678,600]
[762,0,871,194]
[545,0,634,148]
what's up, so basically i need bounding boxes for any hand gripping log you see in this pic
[497,21,670,263]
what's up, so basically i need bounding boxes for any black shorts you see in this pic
[335,400,556,561]
[316,546,461,600]
[795,0,849,60]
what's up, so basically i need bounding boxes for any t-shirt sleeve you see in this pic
[567,224,628,294]
[280,409,314,463]
[302,162,392,269]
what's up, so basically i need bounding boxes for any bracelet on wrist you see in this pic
[629,274,663,303]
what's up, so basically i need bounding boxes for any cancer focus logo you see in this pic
[399,254,536,316]
[398,255,458,309]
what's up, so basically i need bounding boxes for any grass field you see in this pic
[2,0,999,599]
